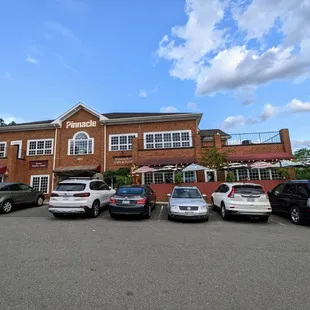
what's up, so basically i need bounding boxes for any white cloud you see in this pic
[57,54,77,73]
[292,140,310,149]
[187,102,198,111]
[0,72,12,80]
[260,103,280,121]
[286,99,310,113]
[160,106,179,113]
[26,54,39,65]
[138,90,148,98]
[221,115,245,129]
[152,85,159,93]
[157,0,310,97]
[2,115,24,124]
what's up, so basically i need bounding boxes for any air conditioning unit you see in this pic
[242,140,252,145]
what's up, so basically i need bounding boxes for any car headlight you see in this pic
[170,205,178,209]
[200,205,208,209]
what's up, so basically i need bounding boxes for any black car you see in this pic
[109,185,156,219]
[268,180,310,225]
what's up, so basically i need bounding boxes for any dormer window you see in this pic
[68,132,94,155]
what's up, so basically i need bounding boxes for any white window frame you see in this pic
[0,174,4,182]
[68,131,94,155]
[11,140,22,159]
[0,141,7,158]
[109,133,138,151]
[143,130,192,150]
[30,174,50,194]
[27,139,54,156]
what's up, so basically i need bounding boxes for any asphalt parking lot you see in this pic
[1,204,310,310]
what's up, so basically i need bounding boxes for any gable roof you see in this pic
[199,129,230,141]
[102,112,185,119]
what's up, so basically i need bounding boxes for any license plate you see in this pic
[62,197,69,201]
[122,200,130,204]
[185,212,194,216]
[247,198,254,202]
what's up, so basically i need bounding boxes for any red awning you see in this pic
[228,152,293,162]
[53,165,100,173]
[0,165,6,174]
[135,157,196,166]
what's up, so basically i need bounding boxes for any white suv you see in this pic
[211,183,272,221]
[48,178,115,218]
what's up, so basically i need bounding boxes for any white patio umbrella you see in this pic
[182,163,209,172]
[272,160,304,168]
[250,161,274,169]
[132,166,157,173]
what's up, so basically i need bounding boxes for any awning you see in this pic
[53,165,100,173]
[250,161,274,169]
[0,165,7,174]
[228,152,292,162]
[135,156,196,166]
[182,163,209,172]
[272,160,304,168]
[133,166,157,173]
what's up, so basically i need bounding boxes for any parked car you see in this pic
[109,185,156,219]
[0,182,45,214]
[48,178,115,218]
[211,183,271,221]
[268,180,310,225]
[167,186,209,221]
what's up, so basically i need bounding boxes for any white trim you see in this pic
[0,141,7,158]
[109,133,138,151]
[30,174,50,194]
[104,124,107,171]
[51,102,108,126]
[27,138,54,156]
[73,131,90,139]
[10,140,22,158]
[143,130,192,150]
[204,169,217,182]
[68,137,94,155]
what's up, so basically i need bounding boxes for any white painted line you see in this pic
[158,205,164,221]
[269,219,287,226]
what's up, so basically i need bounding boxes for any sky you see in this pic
[0,0,310,149]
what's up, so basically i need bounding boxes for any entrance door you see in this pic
[11,140,22,159]
[0,174,3,182]
[205,170,217,182]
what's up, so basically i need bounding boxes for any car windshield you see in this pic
[116,187,144,196]
[233,185,264,194]
[172,188,201,198]
[55,183,86,191]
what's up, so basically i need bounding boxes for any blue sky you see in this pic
[0,0,310,149]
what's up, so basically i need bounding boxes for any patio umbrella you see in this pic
[182,163,209,172]
[132,166,157,173]
[272,160,304,168]
[223,163,250,170]
[250,161,274,169]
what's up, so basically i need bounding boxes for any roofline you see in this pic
[0,123,55,132]
[102,113,203,124]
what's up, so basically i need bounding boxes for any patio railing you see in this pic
[224,131,281,146]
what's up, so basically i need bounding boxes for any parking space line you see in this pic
[158,205,164,221]
[269,219,287,226]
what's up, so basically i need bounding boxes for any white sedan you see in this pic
[48,178,115,218]
[211,182,272,221]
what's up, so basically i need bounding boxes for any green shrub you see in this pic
[174,173,183,184]
[226,171,236,182]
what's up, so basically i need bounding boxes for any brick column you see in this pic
[193,134,202,162]
[132,137,138,163]
[5,145,18,182]
[213,133,223,151]
[279,129,293,156]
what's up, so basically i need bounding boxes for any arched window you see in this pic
[68,131,94,155]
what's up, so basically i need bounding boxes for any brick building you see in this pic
[0,103,293,194]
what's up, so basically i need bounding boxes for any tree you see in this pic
[294,148,310,180]
[0,118,5,126]
[200,148,229,170]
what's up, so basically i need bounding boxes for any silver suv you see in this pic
[167,186,209,221]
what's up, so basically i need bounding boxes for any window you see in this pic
[249,169,259,180]
[0,185,9,191]
[297,184,309,198]
[68,132,94,155]
[283,184,295,194]
[144,130,192,149]
[238,169,248,181]
[271,169,280,180]
[0,142,7,157]
[172,188,201,199]
[183,171,196,183]
[233,185,264,194]
[109,134,137,151]
[260,169,271,180]
[27,139,53,156]
[274,183,285,194]
[55,183,86,191]
[221,185,230,193]
[31,175,50,194]
[117,187,144,196]
[144,172,154,184]
[154,172,164,184]
[90,181,108,190]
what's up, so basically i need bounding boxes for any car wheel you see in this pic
[211,198,216,211]
[90,200,100,218]
[53,213,62,218]
[36,196,44,207]
[258,216,269,222]
[1,200,13,214]
[144,205,151,219]
[290,206,304,225]
[168,214,173,221]
[221,203,229,220]
[205,216,209,222]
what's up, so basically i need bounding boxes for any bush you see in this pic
[226,171,236,182]
[174,173,183,184]
[115,175,132,188]
[278,168,290,179]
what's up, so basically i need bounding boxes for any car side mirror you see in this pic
[202,194,207,198]
[167,194,171,197]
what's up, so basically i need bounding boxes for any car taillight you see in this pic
[73,192,90,197]
[228,188,235,198]
[50,193,58,197]
[137,198,147,204]
[110,197,116,204]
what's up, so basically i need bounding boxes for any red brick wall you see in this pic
[223,143,284,155]
[150,180,284,203]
